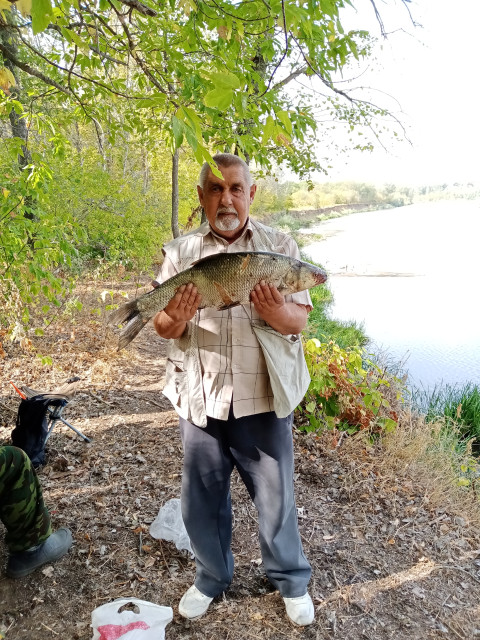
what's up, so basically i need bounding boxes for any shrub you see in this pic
[298,338,401,436]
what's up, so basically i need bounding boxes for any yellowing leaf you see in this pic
[0,0,12,12]
[276,132,291,147]
[178,0,196,16]
[16,0,32,16]
[217,25,229,39]
[0,67,15,93]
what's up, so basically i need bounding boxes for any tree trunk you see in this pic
[142,146,150,194]
[0,17,32,169]
[73,121,83,165]
[171,148,180,238]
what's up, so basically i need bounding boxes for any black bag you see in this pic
[11,396,63,467]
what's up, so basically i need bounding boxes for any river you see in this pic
[302,199,480,391]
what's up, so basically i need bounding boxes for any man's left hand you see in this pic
[250,281,285,317]
[250,281,308,335]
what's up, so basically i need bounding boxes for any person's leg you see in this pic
[0,446,73,578]
[179,416,235,598]
[227,412,312,598]
[0,446,52,552]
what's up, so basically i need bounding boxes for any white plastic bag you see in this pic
[91,598,173,640]
[149,498,193,554]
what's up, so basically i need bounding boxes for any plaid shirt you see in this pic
[158,219,312,421]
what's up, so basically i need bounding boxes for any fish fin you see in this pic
[217,301,241,311]
[240,254,251,273]
[108,299,139,326]
[213,281,234,307]
[117,314,151,350]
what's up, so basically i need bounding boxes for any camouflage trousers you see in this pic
[0,446,52,552]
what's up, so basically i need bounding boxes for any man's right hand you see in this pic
[153,283,201,339]
[164,283,202,323]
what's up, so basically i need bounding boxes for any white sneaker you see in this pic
[283,593,315,626]
[179,585,214,620]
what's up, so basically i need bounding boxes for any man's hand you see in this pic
[153,283,201,339]
[251,281,285,317]
[164,283,201,323]
[251,281,308,335]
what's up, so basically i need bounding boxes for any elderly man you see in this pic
[1,445,72,578]
[153,153,314,626]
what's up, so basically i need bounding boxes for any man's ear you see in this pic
[249,184,257,203]
[197,185,204,205]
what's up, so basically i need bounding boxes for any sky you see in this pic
[309,0,480,186]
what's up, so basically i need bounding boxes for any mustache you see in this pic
[216,208,237,215]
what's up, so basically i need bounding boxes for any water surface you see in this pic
[303,200,480,390]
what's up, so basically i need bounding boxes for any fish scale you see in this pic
[109,251,327,350]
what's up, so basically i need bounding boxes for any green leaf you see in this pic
[31,0,55,34]
[261,115,275,145]
[213,72,241,90]
[378,417,397,433]
[276,110,293,135]
[204,88,234,110]
[60,27,84,49]
[180,106,202,138]
[172,116,184,149]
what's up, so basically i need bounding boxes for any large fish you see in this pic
[110,251,327,349]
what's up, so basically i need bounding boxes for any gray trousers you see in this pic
[179,408,312,598]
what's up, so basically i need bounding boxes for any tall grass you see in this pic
[412,382,480,452]
[305,286,368,349]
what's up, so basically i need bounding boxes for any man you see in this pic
[153,153,314,626]
[1,445,72,578]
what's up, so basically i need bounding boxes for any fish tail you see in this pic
[109,298,140,326]
[118,314,150,350]
[109,299,151,350]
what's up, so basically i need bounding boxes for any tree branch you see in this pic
[271,66,307,92]
[0,41,71,95]
[117,0,157,17]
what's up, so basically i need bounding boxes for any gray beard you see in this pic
[215,212,240,231]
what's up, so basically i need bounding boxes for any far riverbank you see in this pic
[262,201,389,232]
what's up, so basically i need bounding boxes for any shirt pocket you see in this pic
[163,358,188,408]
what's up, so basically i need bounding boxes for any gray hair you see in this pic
[198,153,254,188]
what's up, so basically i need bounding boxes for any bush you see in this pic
[297,338,401,436]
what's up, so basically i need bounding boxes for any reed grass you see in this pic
[411,382,480,452]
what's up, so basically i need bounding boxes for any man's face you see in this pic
[197,164,257,240]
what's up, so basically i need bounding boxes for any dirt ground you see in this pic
[1,282,479,640]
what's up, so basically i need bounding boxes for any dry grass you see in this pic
[366,408,480,526]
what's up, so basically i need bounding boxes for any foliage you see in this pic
[46,145,179,273]
[0,106,81,335]
[298,338,400,437]
[0,0,409,178]
[288,180,414,210]
[413,382,480,454]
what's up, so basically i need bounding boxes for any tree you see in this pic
[0,0,412,177]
